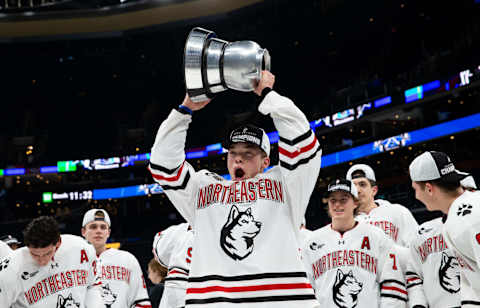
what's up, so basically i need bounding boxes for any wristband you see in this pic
[260,87,272,100]
[177,104,193,115]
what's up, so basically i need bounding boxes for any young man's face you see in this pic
[28,240,61,266]
[411,181,435,211]
[227,143,270,181]
[82,220,110,250]
[327,191,357,219]
[351,177,377,207]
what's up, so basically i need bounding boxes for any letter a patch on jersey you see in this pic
[80,249,89,263]
[361,236,371,250]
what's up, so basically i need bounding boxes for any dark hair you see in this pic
[23,216,61,248]
[351,170,377,187]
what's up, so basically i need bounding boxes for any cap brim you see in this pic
[437,170,468,184]
[324,189,355,199]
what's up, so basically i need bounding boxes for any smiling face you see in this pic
[227,143,270,181]
[327,191,357,221]
[82,219,110,251]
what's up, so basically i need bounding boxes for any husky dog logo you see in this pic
[56,293,80,308]
[220,205,262,260]
[309,241,324,251]
[101,283,118,307]
[333,269,363,308]
[439,252,460,293]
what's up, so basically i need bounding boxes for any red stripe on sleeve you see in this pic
[278,136,318,159]
[150,162,185,182]
[382,285,408,295]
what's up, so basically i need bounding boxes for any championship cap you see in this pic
[0,235,21,246]
[325,178,358,199]
[224,124,270,157]
[346,164,376,182]
[82,209,111,227]
[409,151,468,184]
[460,175,477,190]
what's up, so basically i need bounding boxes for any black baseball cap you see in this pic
[325,178,359,199]
[224,124,270,157]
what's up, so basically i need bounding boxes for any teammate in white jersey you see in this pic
[152,223,193,308]
[0,238,12,258]
[346,164,419,246]
[82,209,151,308]
[0,216,105,308]
[406,174,476,308]
[409,150,480,307]
[149,71,321,308]
[406,216,461,308]
[302,178,407,307]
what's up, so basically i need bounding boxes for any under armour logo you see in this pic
[51,262,59,269]
[338,240,345,245]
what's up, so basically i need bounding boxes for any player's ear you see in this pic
[262,156,270,170]
[55,237,62,251]
[81,227,86,237]
[371,184,378,197]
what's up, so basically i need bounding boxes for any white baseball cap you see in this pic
[346,164,376,182]
[82,209,111,227]
[225,124,270,157]
[409,151,468,183]
[325,178,359,199]
[460,175,477,190]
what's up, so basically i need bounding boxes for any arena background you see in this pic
[1,0,479,286]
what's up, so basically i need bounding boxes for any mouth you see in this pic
[333,209,345,214]
[233,168,246,180]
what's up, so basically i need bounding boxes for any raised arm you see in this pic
[148,95,210,224]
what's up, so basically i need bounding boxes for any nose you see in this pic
[256,222,262,228]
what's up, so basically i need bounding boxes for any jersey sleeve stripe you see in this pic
[188,271,308,282]
[381,285,408,295]
[186,294,316,305]
[406,282,422,289]
[187,283,312,294]
[149,161,185,182]
[149,162,181,174]
[278,135,318,159]
[161,171,191,191]
[279,146,321,171]
[279,130,312,146]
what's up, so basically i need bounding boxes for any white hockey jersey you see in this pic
[0,234,102,308]
[443,190,480,307]
[153,222,193,289]
[355,199,418,247]
[0,239,12,258]
[406,217,461,308]
[96,248,151,308]
[302,222,408,307]
[149,91,322,308]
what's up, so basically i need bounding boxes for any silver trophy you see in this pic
[184,27,271,102]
